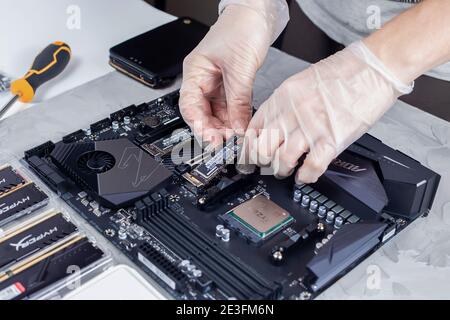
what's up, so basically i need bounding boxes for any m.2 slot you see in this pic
[135,118,186,145]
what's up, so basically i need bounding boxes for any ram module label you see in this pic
[0,166,25,195]
[0,183,49,226]
[0,282,26,300]
[0,211,78,270]
[0,236,104,300]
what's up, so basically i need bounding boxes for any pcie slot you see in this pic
[141,206,280,299]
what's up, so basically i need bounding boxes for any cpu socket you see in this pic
[219,195,294,245]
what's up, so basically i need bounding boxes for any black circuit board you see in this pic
[22,91,408,300]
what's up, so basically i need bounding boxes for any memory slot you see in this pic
[139,205,280,299]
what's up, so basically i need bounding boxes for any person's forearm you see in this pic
[364,0,450,84]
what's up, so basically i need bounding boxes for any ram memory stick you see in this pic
[0,183,49,226]
[0,211,78,270]
[0,166,26,195]
[0,235,104,300]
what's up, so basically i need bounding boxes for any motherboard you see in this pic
[23,90,440,300]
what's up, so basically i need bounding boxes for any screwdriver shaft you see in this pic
[0,95,18,120]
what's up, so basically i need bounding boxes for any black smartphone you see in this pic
[109,17,209,89]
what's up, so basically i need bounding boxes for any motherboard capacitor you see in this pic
[179,259,190,271]
[318,206,327,218]
[293,189,302,202]
[301,195,310,207]
[334,216,344,229]
[309,200,318,213]
[221,228,230,242]
[118,227,127,240]
[112,121,119,130]
[186,264,196,276]
[216,224,224,238]
[192,269,203,278]
[326,211,335,224]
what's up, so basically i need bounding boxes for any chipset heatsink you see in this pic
[50,138,172,208]
[220,195,293,245]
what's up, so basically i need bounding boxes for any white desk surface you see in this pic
[0,0,175,118]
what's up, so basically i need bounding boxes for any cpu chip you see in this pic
[221,195,293,244]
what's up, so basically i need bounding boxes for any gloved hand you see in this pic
[179,0,289,146]
[243,41,413,184]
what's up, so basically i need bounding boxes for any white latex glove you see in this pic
[179,1,289,146]
[243,41,413,184]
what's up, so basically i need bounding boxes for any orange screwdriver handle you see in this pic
[11,41,71,103]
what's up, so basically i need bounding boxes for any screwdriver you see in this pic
[0,41,71,120]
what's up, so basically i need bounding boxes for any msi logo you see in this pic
[9,227,58,251]
[332,158,367,173]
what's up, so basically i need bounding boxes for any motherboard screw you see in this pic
[270,247,285,265]
[272,250,283,262]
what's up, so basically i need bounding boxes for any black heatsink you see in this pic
[50,138,172,208]
[77,151,115,174]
